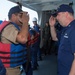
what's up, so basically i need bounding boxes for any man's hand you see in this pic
[18,11,29,24]
[16,11,29,44]
[49,16,56,27]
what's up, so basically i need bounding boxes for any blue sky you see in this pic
[0,0,38,26]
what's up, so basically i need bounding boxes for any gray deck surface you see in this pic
[22,54,57,75]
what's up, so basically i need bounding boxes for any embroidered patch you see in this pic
[64,33,68,38]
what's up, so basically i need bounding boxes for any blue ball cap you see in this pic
[57,4,74,14]
[8,6,22,19]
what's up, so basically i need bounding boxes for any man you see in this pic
[32,17,42,61]
[49,4,75,75]
[28,26,38,70]
[0,6,30,75]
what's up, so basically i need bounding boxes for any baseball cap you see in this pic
[8,6,22,19]
[56,4,74,14]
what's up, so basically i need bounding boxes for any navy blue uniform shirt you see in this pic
[33,25,40,33]
[58,20,75,75]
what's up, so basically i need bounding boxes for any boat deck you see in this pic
[22,54,57,75]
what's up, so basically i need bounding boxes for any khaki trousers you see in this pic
[6,66,21,75]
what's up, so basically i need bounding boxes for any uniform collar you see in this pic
[66,20,75,28]
[61,20,75,33]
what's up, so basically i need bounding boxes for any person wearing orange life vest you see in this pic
[28,26,39,70]
[0,6,30,75]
